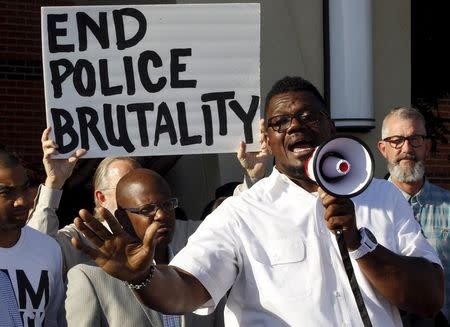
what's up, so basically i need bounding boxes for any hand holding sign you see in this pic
[237,118,270,181]
[42,127,86,189]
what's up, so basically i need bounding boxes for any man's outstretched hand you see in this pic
[72,207,158,283]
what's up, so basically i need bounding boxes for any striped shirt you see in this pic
[158,248,181,327]
[161,313,181,327]
[0,271,23,327]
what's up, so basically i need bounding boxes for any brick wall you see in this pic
[0,0,72,166]
[426,99,450,190]
[2,0,450,191]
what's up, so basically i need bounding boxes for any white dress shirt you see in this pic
[171,169,441,327]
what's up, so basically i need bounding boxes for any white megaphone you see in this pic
[305,135,374,198]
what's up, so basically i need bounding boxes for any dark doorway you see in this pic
[412,1,450,103]
[412,1,450,188]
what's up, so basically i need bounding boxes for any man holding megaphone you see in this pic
[72,76,444,327]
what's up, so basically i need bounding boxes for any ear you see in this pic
[261,118,272,155]
[263,132,273,155]
[95,190,106,206]
[377,140,387,158]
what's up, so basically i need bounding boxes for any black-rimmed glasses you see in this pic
[122,198,178,217]
[268,111,328,133]
[382,135,427,149]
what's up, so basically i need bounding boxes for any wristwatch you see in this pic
[349,227,378,260]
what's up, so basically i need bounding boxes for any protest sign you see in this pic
[41,3,260,158]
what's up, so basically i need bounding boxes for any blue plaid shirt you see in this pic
[0,271,23,327]
[393,178,450,318]
[161,313,181,327]
[158,247,181,327]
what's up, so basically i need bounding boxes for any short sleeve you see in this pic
[170,206,239,313]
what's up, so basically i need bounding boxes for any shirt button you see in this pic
[334,291,341,297]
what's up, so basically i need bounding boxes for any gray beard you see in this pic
[388,160,425,183]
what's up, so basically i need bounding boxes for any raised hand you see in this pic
[41,127,86,189]
[72,207,157,283]
[318,187,360,250]
[237,118,270,180]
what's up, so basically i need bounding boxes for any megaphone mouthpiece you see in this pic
[319,152,351,180]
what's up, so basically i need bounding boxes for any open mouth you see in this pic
[288,140,315,155]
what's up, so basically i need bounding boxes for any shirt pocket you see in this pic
[248,238,311,299]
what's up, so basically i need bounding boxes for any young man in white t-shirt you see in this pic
[0,149,64,327]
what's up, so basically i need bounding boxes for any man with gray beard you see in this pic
[378,106,450,324]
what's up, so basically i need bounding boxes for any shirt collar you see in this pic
[387,176,428,206]
[271,168,319,199]
[411,178,430,206]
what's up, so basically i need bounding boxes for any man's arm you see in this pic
[72,208,211,314]
[27,184,62,236]
[318,188,444,317]
[356,245,443,317]
[28,184,92,273]
[135,265,211,314]
[27,183,90,273]
[28,128,86,233]
[27,128,89,273]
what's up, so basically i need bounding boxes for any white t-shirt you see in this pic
[171,169,441,327]
[0,226,65,327]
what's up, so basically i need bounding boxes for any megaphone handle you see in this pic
[335,229,373,327]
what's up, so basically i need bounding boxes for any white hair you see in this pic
[381,106,426,139]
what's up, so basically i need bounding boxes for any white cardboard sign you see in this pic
[41,3,260,158]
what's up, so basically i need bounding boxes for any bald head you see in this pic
[115,168,176,246]
[116,168,171,209]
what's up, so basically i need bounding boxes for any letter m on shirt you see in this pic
[16,270,49,310]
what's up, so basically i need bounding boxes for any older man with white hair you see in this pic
[378,106,450,322]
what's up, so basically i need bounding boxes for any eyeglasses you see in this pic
[268,110,327,133]
[122,198,178,217]
[382,134,427,149]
